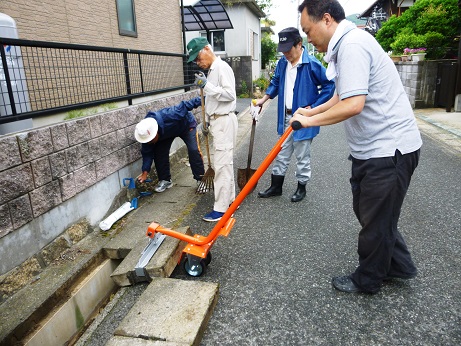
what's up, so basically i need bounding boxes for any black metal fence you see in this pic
[0,37,196,124]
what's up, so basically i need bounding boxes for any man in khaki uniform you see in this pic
[187,37,238,222]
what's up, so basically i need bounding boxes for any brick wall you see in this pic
[0,0,183,54]
[0,90,200,274]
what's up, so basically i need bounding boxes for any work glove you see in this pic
[194,72,207,88]
[250,99,261,121]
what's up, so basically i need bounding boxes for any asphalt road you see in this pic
[78,98,461,346]
[171,99,461,345]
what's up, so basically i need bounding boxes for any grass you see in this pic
[64,103,117,120]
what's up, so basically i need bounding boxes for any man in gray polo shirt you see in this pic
[292,0,422,294]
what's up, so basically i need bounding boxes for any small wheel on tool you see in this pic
[204,252,212,265]
[183,258,206,277]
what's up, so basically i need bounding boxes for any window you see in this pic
[201,31,225,52]
[116,0,137,37]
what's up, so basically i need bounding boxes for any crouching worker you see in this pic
[134,97,205,192]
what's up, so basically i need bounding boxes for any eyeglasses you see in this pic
[193,49,203,64]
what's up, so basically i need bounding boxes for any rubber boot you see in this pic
[258,174,284,198]
[291,182,306,202]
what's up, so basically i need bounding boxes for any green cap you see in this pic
[187,37,209,63]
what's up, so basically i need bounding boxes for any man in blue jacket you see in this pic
[255,27,334,202]
[134,97,205,192]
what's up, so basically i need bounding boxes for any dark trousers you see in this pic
[153,127,204,181]
[349,149,420,292]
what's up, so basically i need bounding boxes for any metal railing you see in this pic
[0,37,196,124]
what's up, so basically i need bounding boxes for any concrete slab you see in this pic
[112,278,219,346]
[114,278,219,345]
[110,227,192,286]
[103,180,203,260]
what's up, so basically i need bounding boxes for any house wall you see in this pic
[0,0,183,54]
[0,90,200,276]
[226,4,262,81]
[184,2,262,87]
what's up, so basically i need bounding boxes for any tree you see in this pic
[224,0,273,12]
[261,31,277,70]
[255,0,272,12]
[375,0,461,59]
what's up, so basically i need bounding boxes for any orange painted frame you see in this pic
[146,124,295,258]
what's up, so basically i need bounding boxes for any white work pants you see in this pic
[210,112,238,212]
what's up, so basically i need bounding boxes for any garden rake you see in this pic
[196,88,214,194]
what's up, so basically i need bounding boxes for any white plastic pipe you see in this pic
[99,202,134,231]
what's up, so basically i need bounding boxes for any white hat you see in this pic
[134,118,158,143]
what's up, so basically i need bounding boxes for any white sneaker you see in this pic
[154,180,173,193]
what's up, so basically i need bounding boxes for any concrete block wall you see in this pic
[223,56,253,96]
[394,60,438,108]
[0,90,200,276]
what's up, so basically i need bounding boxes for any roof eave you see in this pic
[224,0,266,18]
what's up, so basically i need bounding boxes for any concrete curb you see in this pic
[415,113,461,138]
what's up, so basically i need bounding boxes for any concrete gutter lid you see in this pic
[111,278,219,346]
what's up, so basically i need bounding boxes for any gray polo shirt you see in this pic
[335,28,422,159]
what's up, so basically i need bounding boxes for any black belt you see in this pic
[286,108,292,115]
[210,113,229,119]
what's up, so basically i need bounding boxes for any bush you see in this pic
[238,80,250,98]
[253,75,270,92]
[313,52,327,68]
[376,0,461,59]
[375,15,400,52]
[390,30,425,54]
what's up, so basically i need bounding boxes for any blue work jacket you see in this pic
[144,97,201,139]
[141,97,201,172]
[266,47,335,141]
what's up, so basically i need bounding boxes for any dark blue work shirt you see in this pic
[141,97,201,172]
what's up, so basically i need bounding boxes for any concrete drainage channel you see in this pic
[9,225,219,345]
[20,258,121,345]
[2,193,221,345]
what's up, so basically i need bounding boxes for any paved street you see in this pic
[172,99,461,345]
[76,98,461,346]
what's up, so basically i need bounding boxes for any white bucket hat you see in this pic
[134,118,158,143]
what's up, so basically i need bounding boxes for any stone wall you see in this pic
[0,90,200,275]
[395,60,440,108]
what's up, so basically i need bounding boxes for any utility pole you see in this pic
[456,0,461,103]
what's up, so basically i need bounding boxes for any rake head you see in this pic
[196,167,215,194]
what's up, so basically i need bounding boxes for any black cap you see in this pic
[277,27,301,52]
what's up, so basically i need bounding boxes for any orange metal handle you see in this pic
[147,125,294,245]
